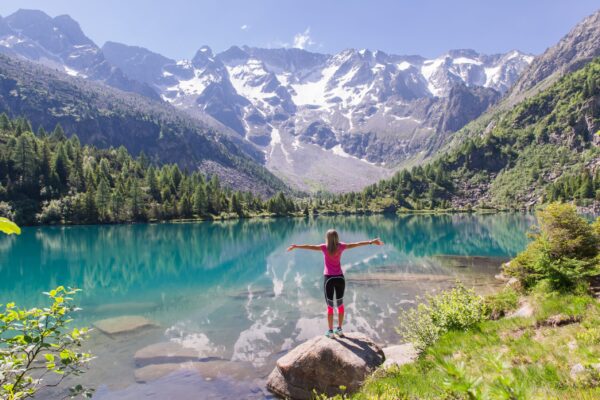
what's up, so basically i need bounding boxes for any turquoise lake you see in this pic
[0,214,536,399]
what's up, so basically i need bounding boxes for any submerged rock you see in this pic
[382,343,418,368]
[134,342,205,367]
[266,332,384,399]
[134,360,253,383]
[93,315,158,336]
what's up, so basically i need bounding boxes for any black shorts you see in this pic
[323,274,345,307]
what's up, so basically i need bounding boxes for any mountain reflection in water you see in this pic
[0,213,535,399]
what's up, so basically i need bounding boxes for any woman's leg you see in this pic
[324,276,335,331]
[335,277,346,328]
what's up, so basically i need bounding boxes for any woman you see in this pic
[287,229,383,338]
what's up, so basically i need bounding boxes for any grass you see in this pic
[348,286,600,399]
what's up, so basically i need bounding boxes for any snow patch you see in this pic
[397,61,412,71]
[63,66,79,77]
[421,58,445,96]
[331,144,351,158]
[453,57,482,65]
[269,128,292,164]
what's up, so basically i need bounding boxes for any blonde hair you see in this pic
[326,229,340,255]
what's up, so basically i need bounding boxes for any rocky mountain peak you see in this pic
[5,9,52,27]
[509,8,600,98]
[52,14,95,46]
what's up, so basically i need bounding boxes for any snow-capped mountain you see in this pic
[0,9,158,99]
[101,42,531,190]
[0,9,533,192]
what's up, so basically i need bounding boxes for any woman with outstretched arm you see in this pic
[287,229,383,338]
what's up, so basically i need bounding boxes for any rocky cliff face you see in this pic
[508,9,600,99]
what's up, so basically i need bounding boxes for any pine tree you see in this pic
[0,113,10,130]
[192,185,207,216]
[580,173,594,199]
[110,183,126,222]
[230,192,244,217]
[146,167,160,201]
[12,132,37,184]
[129,179,144,220]
[37,126,47,138]
[83,187,98,223]
[178,194,193,218]
[51,124,67,142]
[52,144,70,190]
[97,158,112,185]
[137,151,149,169]
[96,178,111,221]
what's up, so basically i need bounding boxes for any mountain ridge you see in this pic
[102,40,532,190]
[0,52,287,195]
[0,9,160,99]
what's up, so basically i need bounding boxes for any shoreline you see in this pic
[14,207,534,228]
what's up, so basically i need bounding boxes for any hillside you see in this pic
[0,54,287,196]
[0,115,297,225]
[346,57,600,211]
[508,9,600,101]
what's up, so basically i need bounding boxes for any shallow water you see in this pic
[0,213,535,399]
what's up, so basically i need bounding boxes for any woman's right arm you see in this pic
[345,238,384,249]
[287,244,322,252]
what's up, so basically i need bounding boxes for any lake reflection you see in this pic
[0,213,535,399]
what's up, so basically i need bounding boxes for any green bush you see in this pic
[0,287,93,399]
[36,199,64,224]
[485,287,519,319]
[397,283,487,353]
[504,202,600,289]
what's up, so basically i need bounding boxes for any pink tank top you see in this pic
[320,242,347,275]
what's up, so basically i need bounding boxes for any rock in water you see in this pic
[266,332,384,399]
[93,315,158,336]
[134,342,202,367]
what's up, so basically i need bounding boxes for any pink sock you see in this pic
[327,306,334,315]
[338,305,344,314]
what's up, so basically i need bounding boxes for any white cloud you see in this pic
[292,27,314,49]
[241,24,249,30]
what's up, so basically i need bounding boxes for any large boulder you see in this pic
[266,332,384,399]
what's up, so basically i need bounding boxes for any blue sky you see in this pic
[0,0,598,60]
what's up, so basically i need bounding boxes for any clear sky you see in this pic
[0,0,598,60]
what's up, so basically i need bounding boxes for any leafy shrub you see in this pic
[485,287,519,319]
[36,199,64,224]
[504,203,600,289]
[0,287,93,399]
[0,201,15,220]
[534,288,593,322]
[397,283,487,353]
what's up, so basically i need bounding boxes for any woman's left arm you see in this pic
[345,237,384,249]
